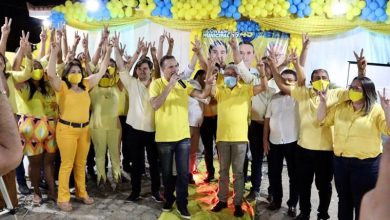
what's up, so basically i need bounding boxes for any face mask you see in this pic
[224,76,237,88]
[348,90,364,102]
[107,66,116,75]
[99,77,116,87]
[32,69,44,81]
[67,73,82,84]
[312,79,329,91]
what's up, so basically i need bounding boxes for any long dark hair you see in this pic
[26,61,49,100]
[62,60,86,90]
[352,76,377,116]
[0,53,9,78]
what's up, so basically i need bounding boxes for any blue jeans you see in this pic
[157,138,190,209]
[334,155,380,220]
[16,156,27,187]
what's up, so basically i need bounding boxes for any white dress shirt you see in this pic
[265,93,299,144]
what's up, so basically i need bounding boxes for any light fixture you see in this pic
[42,19,51,27]
[86,0,100,12]
[332,0,348,16]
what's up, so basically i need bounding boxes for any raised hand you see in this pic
[102,24,110,40]
[40,26,47,42]
[255,54,266,76]
[65,46,75,63]
[191,35,201,53]
[136,37,145,54]
[74,31,81,46]
[354,49,366,73]
[166,32,174,47]
[82,33,89,50]
[228,35,238,50]
[111,31,120,48]
[150,41,157,55]
[378,88,390,113]
[20,30,31,58]
[159,30,166,44]
[1,17,12,36]
[50,41,60,55]
[141,41,150,57]
[290,48,299,66]
[302,33,310,48]
[61,25,67,39]
[119,43,126,57]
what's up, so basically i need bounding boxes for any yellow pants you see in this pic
[56,122,90,203]
[90,128,121,183]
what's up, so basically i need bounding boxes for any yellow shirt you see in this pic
[149,77,194,142]
[57,80,91,123]
[322,102,389,159]
[215,83,254,142]
[90,86,121,129]
[291,86,349,151]
[117,87,129,117]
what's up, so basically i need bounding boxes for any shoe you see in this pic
[75,196,94,205]
[114,178,124,192]
[211,201,228,212]
[245,190,260,202]
[234,205,244,217]
[288,206,297,217]
[267,201,281,211]
[317,213,330,220]
[162,200,175,212]
[125,192,141,203]
[57,202,72,212]
[177,207,191,219]
[203,175,215,183]
[18,185,31,195]
[39,180,48,189]
[152,191,164,203]
[295,213,310,220]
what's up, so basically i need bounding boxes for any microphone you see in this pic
[178,79,186,88]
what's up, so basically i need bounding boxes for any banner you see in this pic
[201,29,290,71]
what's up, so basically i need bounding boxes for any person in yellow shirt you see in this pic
[270,50,367,220]
[317,76,390,220]
[210,60,268,217]
[149,55,214,219]
[89,58,122,192]
[47,40,111,212]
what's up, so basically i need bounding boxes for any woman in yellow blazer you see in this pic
[317,76,390,220]
[47,41,112,212]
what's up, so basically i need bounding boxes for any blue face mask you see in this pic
[224,76,237,88]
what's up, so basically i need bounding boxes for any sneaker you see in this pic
[245,190,260,202]
[177,207,191,219]
[234,205,244,217]
[295,213,310,220]
[152,191,164,203]
[125,192,141,203]
[211,201,228,212]
[287,206,297,217]
[266,201,281,211]
[203,175,215,183]
[162,200,175,212]
[18,185,31,195]
[317,213,330,220]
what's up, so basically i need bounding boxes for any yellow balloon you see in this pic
[238,6,246,13]
[265,4,274,11]
[178,10,185,18]
[279,10,287,17]
[254,7,261,16]
[283,1,290,9]
[206,4,213,11]
[212,0,219,6]
[357,1,366,9]
[246,4,253,11]
[176,2,183,8]
[201,0,208,5]
[183,3,191,10]
[184,13,192,20]
[210,13,218,19]
[260,9,268,17]
[274,4,282,13]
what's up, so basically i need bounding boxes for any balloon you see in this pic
[369,2,379,10]
[297,9,304,17]
[293,0,301,5]
[303,6,311,16]
[361,7,371,17]
[221,1,229,9]
[233,12,241,19]
[297,2,306,10]
[289,5,298,13]
[228,5,236,13]
[375,8,385,17]
[303,0,310,4]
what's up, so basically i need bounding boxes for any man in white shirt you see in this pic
[263,69,299,217]
[113,36,163,203]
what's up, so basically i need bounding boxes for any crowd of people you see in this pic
[0,16,390,220]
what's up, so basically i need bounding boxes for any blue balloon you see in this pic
[379,14,388,22]
[303,0,310,4]
[234,0,241,7]
[361,7,371,17]
[152,7,162,16]
[297,10,304,18]
[376,0,386,7]
[293,0,301,5]
[225,11,233,17]
[375,8,385,17]
[303,6,311,16]
[233,12,241,20]
[368,12,377,21]
[219,11,225,16]
[298,2,306,10]
[248,27,253,32]
[369,2,379,10]
[228,5,236,13]
[162,7,170,16]
[221,1,229,9]
[164,0,171,4]
[289,5,298,13]
[154,0,159,3]
[165,3,172,8]
[158,1,165,7]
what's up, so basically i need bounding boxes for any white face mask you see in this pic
[224,76,237,88]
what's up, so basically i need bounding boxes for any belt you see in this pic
[59,118,89,128]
